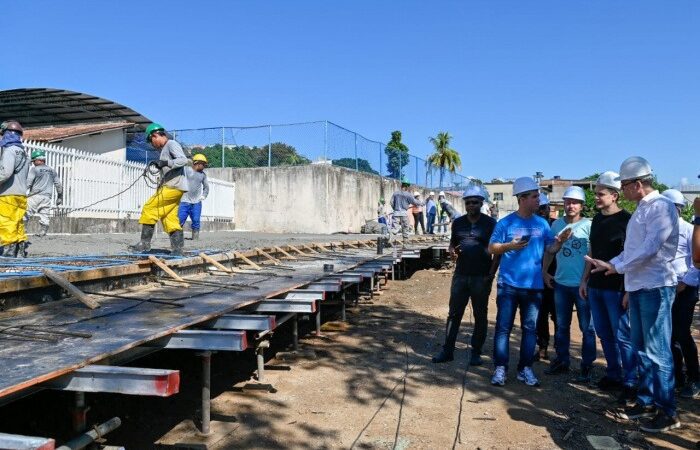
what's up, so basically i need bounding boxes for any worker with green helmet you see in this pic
[128,123,189,256]
[25,149,64,237]
[177,153,209,240]
[0,120,30,257]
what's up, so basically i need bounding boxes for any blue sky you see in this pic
[4,1,698,186]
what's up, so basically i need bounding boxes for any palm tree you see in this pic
[427,132,462,189]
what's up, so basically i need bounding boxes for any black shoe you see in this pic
[432,349,454,364]
[575,366,593,383]
[619,403,656,420]
[544,360,570,375]
[469,352,483,366]
[617,385,637,406]
[640,411,681,433]
[597,376,623,391]
[680,381,700,399]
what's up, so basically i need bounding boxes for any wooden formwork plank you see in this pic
[199,252,233,273]
[287,245,308,256]
[41,269,101,310]
[274,246,298,260]
[235,252,263,271]
[255,247,281,265]
[148,256,190,287]
[301,244,320,254]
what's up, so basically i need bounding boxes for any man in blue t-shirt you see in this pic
[542,186,596,382]
[488,177,566,387]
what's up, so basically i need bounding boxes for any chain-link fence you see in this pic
[127,121,472,190]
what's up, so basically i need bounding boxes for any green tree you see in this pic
[385,130,409,179]
[333,158,379,175]
[196,142,310,168]
[427,131,462,189]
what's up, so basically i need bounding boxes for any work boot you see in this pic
[128,224,155,253]
[169,230,185,257]
[191,230,200,240]
[35,224,49,237]
[0,244,13,257]
[432,348,454,364]
[14,242,30,258]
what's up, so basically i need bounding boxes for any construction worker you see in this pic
[587,156,680,433]
[389,179,422,245]
[178,154,209,240]
[425,192,437,234]
[129,123,189,256]
[580,172,637,405]
[25,150,63,237]
[543,186,596,382]
[438,193,462,225]
[411,191,425,235]
[432,184,499,365]
[436,191,448,233]
[661,189,699,399]
[0,120,30,257]
[535,193,557,361]
[488,177,568,387]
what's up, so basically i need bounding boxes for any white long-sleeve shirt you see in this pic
[610,190,679,291]
[670,218,693,281]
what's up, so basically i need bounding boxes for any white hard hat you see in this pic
[429,191,435,196]
[438,191,445,197]
[413,191,420,196]
[462,185,485,199]
[596,171,621,191]
[617,156,653,182]
[662,189,686,206]
[512,177,539,196]
[538,193,550,206]
[562,186,586,202]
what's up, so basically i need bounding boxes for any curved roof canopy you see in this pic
[0,88,152,132]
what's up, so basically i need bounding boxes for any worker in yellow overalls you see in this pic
[0,120,30,257]
[129,123,189,256]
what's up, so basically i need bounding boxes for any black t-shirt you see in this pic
[450,213,496,276]
[588,209,631,291]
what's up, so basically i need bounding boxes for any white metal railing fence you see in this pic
[23,141,235,221]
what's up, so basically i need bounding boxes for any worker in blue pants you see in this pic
[178,154,209,240]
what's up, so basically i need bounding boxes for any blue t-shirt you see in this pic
[490,212,554,290]
[550,217,591,287]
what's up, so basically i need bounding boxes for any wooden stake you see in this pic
[148,256,190,287]
[42,269,101,310]
[199,252,233,273]
[287,245,308,256]
[274,246,298,260]
[302,244,320,254]
[255,247,281,265]
[234,252,262,271]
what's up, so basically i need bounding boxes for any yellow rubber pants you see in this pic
[139,186,184,234]
[0,195,28,245]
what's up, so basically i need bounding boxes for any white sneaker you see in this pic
[517,367,540,386]
[491,366,506,386]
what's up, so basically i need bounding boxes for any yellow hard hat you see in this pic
[192,154,208,164]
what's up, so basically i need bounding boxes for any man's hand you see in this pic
[509,237,529,251]
[556,228,573,244]
[677,281,687,293]
[543,272,554,289]
[694,197,700,217]
[449,246,460,262]
[622,292,629,310]
[584,255,618,276]
[579,281,588,299]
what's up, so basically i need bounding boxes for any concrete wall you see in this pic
[57,129,127,161]
[484,182,516,218]
[208,165,464,234]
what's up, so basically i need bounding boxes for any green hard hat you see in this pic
[145,123,165,141]
[31,150,46,160]
[400,177,410,186]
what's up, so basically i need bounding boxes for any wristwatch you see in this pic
[693,217,700,226]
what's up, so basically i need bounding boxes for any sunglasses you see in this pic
[464,200,482,206]
[620,179,638,188]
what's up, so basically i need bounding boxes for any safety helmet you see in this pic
[562,186,586,202]
[31,150,46,161]
[462,185,485,200]
[429,191,435,196]
[662,189,687,207]
[438,191,445,197]
[538,193,550,206]
[192,154,208,164]
[617,156,653,182]
[595,171,621,191]
[0,120,23,135]
[145,123,165,142]
[413,191,420,197]
[512,177,539,196]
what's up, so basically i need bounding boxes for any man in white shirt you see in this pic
[587,157,680,433]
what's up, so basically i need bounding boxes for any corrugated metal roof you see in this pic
[23,121,132,142]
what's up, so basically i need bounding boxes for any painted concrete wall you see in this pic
[484,182,516,218]
[208,165,465,234]
[56,129,127,161]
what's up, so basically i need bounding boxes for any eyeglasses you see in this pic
[620,179,638,189]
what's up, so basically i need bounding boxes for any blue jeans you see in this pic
[426,212,436,234]
[588,287,638,386]
[553,283,596,369]
[178,201,202,230]
[493,283,541,371]
[629,287,676,416]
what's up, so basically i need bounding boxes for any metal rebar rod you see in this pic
[57,417,122,450]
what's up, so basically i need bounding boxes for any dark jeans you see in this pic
[588,287,638,386]
[426,212,436,234]
[671,285,699,384]
[441,273,491,355]
[493,283,541,371]
[630,287,676,416]
[553,283,597,369]
[412,211,425,234]
[536,285,556,349]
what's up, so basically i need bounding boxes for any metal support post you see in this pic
[354,133,358,171]
[57,417,121,450]
[292,315,299,351]
[199,351,212,436]
[315,301,322,336]
[256,340,270,382]
[72,392,87,433]
[323,120,328,161]
[341,291,346,322]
